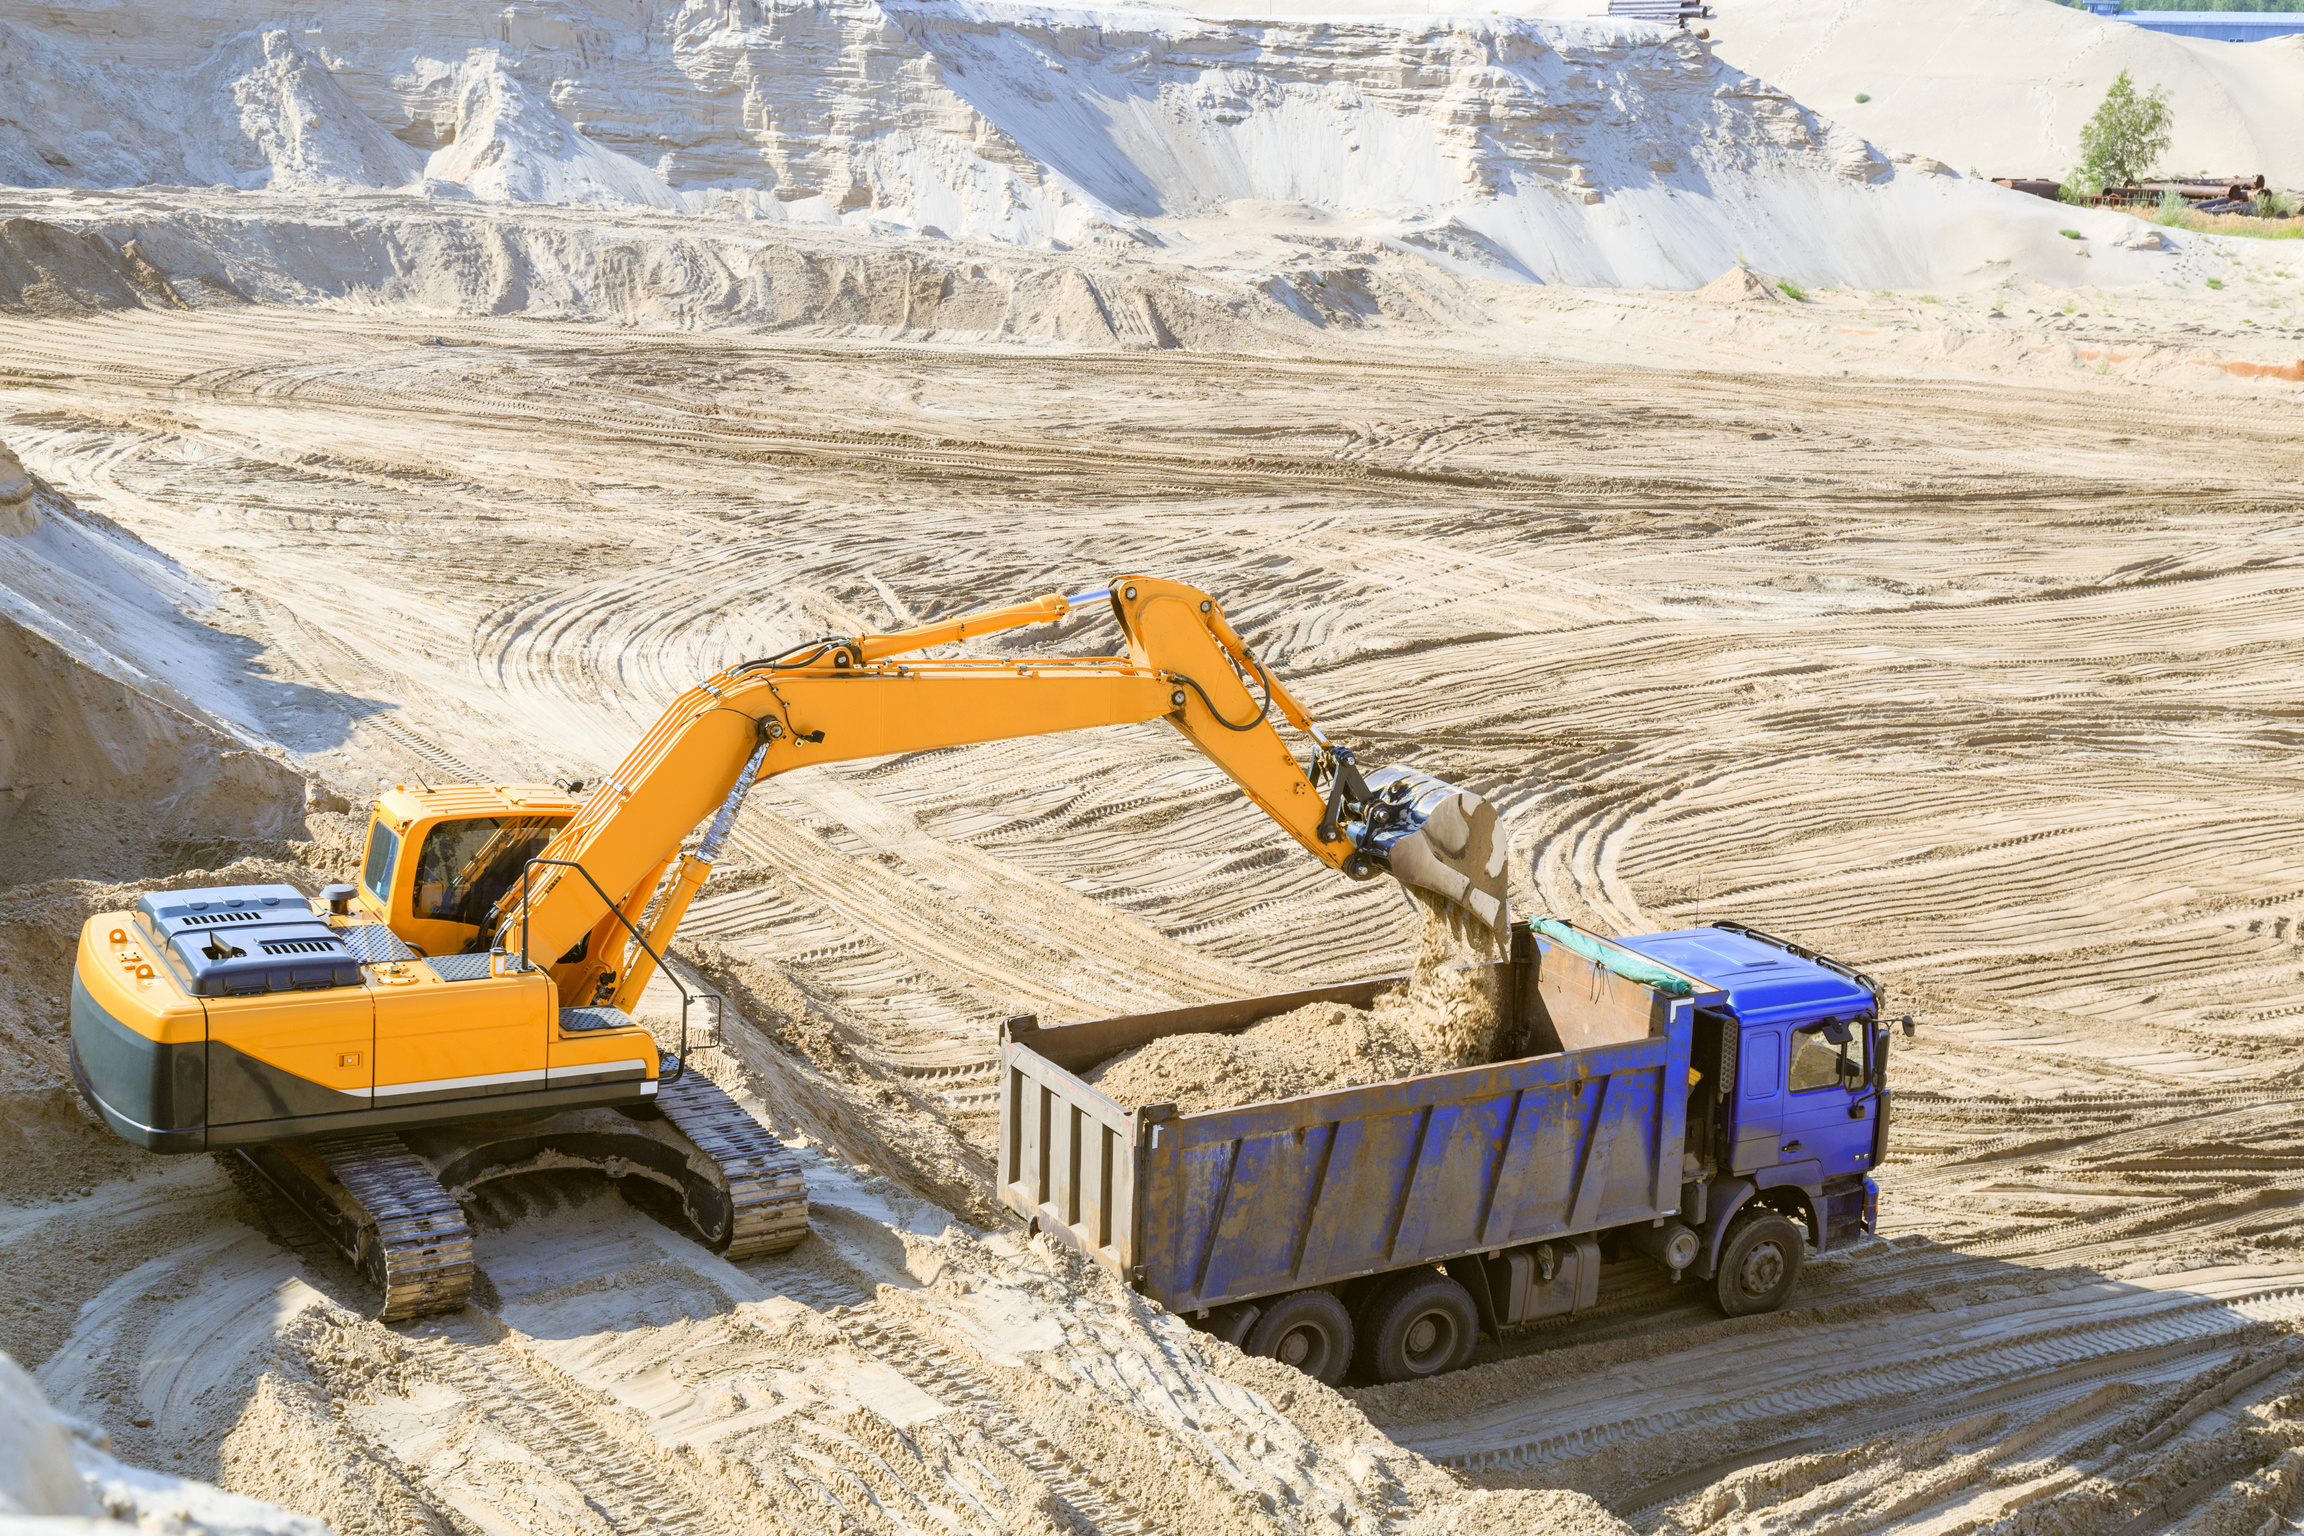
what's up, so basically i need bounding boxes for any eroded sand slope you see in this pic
[1209,0,2304,189]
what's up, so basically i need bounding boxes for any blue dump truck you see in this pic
[997,919,1887,1384]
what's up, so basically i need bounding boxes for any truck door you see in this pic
[1728,1028,1781,1173]
[1778,1019,1873,1179]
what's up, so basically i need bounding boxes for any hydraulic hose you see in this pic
[1175,660,1274,733]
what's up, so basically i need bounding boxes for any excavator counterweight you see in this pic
[69,575,1508,1320]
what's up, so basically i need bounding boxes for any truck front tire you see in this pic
[1713,1209,1804,1316]
[1355,1270,1479,1383]
[1245,1289,1355,1385]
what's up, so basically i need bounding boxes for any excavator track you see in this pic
[654,1065,809,1259]
[323,1135,477,1321]
[237,1133,476,1324]
[236,1069,802,1322]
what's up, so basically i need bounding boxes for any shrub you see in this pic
[2206,277,2224,289]
[1778,279,1808,300]
[2060,228,2083,239]
[1853,92,1870,103]
[2076,70,2173,188]
[2154,187,2191,227]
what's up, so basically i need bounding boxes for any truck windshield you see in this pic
[1788,1022,1865,1092]
[411,816,563,927]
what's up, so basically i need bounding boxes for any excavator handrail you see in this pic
[515,856,703,1083]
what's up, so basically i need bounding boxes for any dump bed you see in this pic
[998,922,1720,1314]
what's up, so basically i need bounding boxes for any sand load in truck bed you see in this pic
[1083,921,1506,1113]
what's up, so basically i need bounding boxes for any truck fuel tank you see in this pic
[1480,1236,1601,1325]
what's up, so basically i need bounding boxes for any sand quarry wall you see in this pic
[0,0,2180,300]
[1698,0,2304,190]
[1219,0,2304,189]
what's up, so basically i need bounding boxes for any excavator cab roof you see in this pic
[374,783,580,824]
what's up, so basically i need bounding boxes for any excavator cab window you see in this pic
[410,816,563,929]
[361,821,400,907]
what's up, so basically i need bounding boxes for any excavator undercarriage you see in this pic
[234,1047,806,1321]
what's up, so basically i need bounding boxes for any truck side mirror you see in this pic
[1873,1027,1890,1089]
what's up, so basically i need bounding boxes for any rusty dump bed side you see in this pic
[999,922,1717,1314]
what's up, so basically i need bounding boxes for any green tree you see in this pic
[2075,70,2174,187]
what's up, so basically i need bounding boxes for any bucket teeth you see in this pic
[1360,766,1509,946]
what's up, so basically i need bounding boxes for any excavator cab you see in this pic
[353,784,579,956]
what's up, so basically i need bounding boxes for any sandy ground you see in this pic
[1,248,2301,1535]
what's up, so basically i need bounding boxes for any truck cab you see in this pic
[1614,922,1888,1267]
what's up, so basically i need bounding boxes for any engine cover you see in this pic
[135,883,362,997]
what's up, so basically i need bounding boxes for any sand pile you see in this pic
[1,432,313,884]
[0,1349,326,1535]
[0,621,310,884]
[1087,918,1502,1113]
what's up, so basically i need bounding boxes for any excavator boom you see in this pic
[505,576,1508,1000]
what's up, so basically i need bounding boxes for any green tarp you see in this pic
[1530,917,1694,997]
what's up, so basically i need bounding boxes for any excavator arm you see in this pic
[496,576,1508,1010]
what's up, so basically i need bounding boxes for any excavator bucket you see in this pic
[1360,766,1510,948]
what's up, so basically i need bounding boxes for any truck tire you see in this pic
[1244,1289,1354,1385]
[1713,1209,1804,1317]
[1354,1270,1479,1384]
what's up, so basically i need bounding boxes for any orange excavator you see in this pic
[71,577,1508,1318]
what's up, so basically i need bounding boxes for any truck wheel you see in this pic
[1244,1289,1354,1385]
[1354,1271,1478,1384]
[1713,1210,1804,1317]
